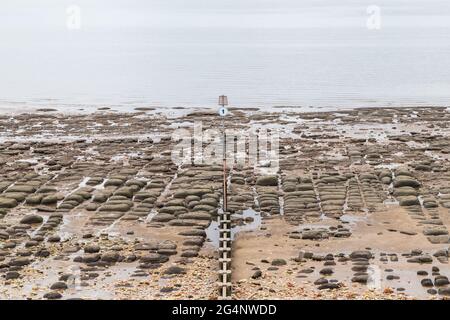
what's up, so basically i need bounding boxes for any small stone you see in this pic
[319,268,334,275]
[251,270,262,279]
[314,278,328,285]
[47,235,61,243]
[5,271,20,280]
[438,288,450,296]
[271,258,287,266]
[407,255,433,264]
[50,282,68,290]
[349,251,372,260]
[84,245,101,253]
[351,275,369,283]
[318,283,340,290]
[256,176,278,186]
[434,276,450,286]
[20,214,43,225]
[59,274,73,281]
[164,266,186,275]
[427,289,437,295]
[43,292,62,300]
[160,286,174,293]
[298,268,314,274]
[81,254,101,263]
[9,258,30,267]
[101,252,120,263]
[421,278,433,287]
[140,253,169,264]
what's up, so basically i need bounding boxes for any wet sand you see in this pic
[1,106,450,299]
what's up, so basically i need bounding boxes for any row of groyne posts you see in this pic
[218,96,232,299]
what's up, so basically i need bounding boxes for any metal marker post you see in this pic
[217,95,231,299]
[219,95,228,212]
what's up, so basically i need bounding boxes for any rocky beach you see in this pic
[1,106,450,300]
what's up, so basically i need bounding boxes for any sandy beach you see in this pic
[0,106,450,300]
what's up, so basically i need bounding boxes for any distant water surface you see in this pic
[1,0,450,110]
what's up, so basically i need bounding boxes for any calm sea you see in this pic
[1,0,450,110]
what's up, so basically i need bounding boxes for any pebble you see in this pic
[319,268,334,275]
[50,282,68,290]
[271,259,287,266]
[421,278,433,287]
[164,266,187,275]
[417,270,428,276]
[5,271,20,280]
[43,292,62,300]
[251,270,262,279]
[84,245,101,254]
[20,214,43,225]
[314,278,328,285]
